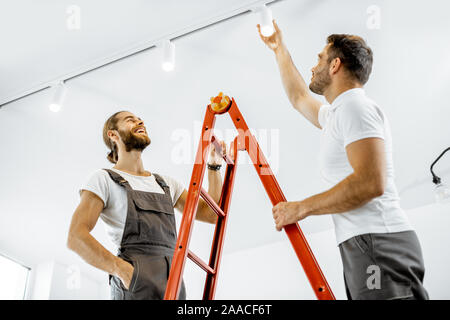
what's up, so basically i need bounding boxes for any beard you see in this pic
[118,127,151,152]
[309,66,331,95]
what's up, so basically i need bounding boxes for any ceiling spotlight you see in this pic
[430,147,450,204]
[259,5,274,37]
[49,81,66,112]
[161,39,175,72]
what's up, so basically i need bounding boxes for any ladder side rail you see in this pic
[203,143,239,299]
[246,132,335,300]
[228,99,335,300]
[164,109,216,300]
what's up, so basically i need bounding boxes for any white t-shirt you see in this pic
[79,168,185,250]
[317,88,412,245]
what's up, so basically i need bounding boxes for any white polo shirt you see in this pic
[318,88,412,245]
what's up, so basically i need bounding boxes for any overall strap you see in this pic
[152,173,172,198]
[103,169,133,192]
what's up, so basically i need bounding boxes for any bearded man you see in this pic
[67,111,226,300]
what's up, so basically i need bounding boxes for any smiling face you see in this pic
[113,111,151,153]
[309,44,333,95]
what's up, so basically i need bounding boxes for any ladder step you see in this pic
[200,188,226,218]
[188,250,216,275]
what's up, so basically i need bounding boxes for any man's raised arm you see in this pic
[258,20,323,129]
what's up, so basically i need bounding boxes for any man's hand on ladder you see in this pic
[208,140,227,166]
[272,201,309,231]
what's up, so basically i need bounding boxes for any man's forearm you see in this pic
[274,44,310,105]
[67,229,122,276]
[205,169,222,221]
[207,168,222,203]
[196,169,222,223]
[301,173,383,217]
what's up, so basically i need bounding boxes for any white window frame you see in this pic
[0,252,31,300]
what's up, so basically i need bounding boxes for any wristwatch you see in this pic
[207,163,222,171]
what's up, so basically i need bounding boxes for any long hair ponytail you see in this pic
[103,111,127,164]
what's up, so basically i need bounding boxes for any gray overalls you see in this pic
[105,169,186,300]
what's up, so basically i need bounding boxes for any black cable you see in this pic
[430,147,450,184]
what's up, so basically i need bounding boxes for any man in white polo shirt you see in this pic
[258,21,428,299]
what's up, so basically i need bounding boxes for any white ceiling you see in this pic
[1,0,450,282]
[0,0,277,105]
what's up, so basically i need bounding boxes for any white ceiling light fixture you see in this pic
[161,39,175,72]
[48,81,67,112]
[257,4,274,37]
[430,147,450,204]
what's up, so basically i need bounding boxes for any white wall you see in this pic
[28,261,54,300]
[182,202,450,300]
[27,260,109,300]
[215,227,346,300]
[407,202,450,299]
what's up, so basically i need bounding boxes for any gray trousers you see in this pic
[339,230,429,300]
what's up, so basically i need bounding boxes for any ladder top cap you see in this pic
[209,93,232,114]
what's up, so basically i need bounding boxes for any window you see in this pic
[0,253,30,300]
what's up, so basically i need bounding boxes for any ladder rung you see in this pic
[188,250,216,275]
[200,188,226,218]
[222,153,234,165]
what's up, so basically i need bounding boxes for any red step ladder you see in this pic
[164,95,335,300]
